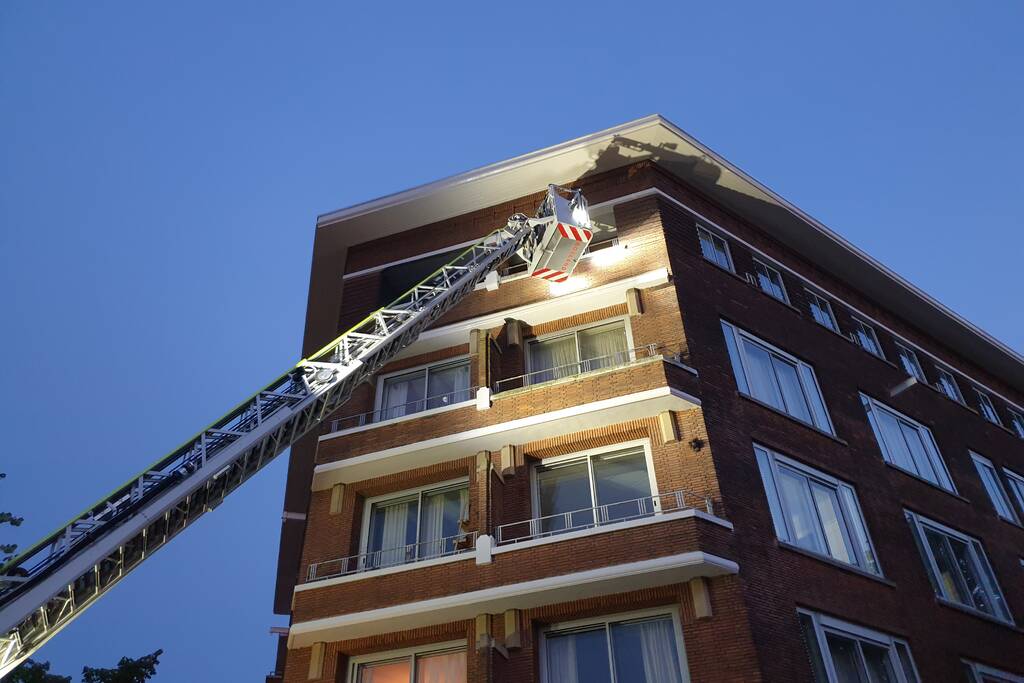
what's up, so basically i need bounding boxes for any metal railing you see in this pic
[328,386,477,433]
[492,342,688,394]
[494,490,714,545]
[305,531,478,583]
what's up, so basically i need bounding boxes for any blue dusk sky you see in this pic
[1,2,1022,680]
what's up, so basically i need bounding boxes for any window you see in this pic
[797,610,919,683]
[1009,411,1024,440]
[805,290,838,332]
[1002,469,1024,518]
[755,445,880,574]
[861,394,955,492]
[697,225,733,271]
[363,481,470,569]
[351,646,466,683]
[974,389,1003,425]
[963,660,1024,683]
[541,612,686,683]
[895,344,926,383]
[377,359,471,421]
[722,321,834,434]
[971,453,1019,523]
[527,320,629,385]
[936,367,964,403]
[904,510,1012,623]
[534,445,654,535]
[852,319,884,358]
[753,259,788,302]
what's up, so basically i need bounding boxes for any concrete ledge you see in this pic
[311,386,699,490]
[287,550,737,648]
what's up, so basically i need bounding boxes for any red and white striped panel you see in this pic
[556,223,593,242]
[531,267,569,283]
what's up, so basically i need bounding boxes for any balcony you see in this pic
[305,531,478,584]
[289,495,734,646]
[494,489,716,545]
[326,386,478,434]
[491,342,692,395]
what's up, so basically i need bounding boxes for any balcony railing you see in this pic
[492,342,688,394]
[305,531,477,583]
[327,386,478,433]
[494,489,714,545]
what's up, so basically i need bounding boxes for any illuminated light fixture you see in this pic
[549,276,589,297]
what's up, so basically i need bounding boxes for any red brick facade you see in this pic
[273,159,1024,682]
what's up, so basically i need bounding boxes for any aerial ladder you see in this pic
[0,185,595,678]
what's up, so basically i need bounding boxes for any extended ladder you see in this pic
[0,185,593,677]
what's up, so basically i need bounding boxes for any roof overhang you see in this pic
[316,114,1024,395]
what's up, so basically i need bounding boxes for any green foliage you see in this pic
[7,659,72,683]
[1,472,26,564]
[81,650,163,683]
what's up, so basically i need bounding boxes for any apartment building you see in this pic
[268,116,1024,682]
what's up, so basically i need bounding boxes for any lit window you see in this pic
[974,389,1003,426]
[377,359,471,421]
[1010,411,1024,440]
[935,367,964,403]
[527,321,629,385]
[971,452,1020,523]
[697,226,733,271]
[753,259,788,302]
[852,319,884,358]
[962,660,1024,683]
[860,394,955,492]
[755,445,879,574]
[797,610,919,682]
[363,482,470,569]
[895,344,926,383]
[905,510,1012,623]
[352,647,467,683]
[1002,469,1024,519]
[534,446,653,535]
[542,613,685,683]
[806,290,838,332]
[722,320,834,434]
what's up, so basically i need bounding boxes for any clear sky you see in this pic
[1,1,1022,680]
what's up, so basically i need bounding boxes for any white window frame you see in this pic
[530,439,660,519]
[1009,411,1024,440]
[373,356,473,420]
[962,660,1024,683]
[805,289,839,332]
[525,317,635,377]
[974,388,1003,426]
[852,318,884,359]
[935,367,965,404]
[797,609,919,683]
[971,452,1020,524]
[722,320,835,434]
[754,444,881,575]
[895,343,926,383]
[346,640,467,683]
[697,225,734,272]
[359,477,470,557]
[538,606,690,683]
[1002,468,1024,518]
[753,258,789,303]
[860,394,956,493]
[904,510,1013,624]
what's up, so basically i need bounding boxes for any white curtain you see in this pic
[382,377,412,420]
[545,634,579,683]
[530,336,578,383]
[634,619,683,683]
[358,660,410,683]
[419,493,446,559]
[426,363,471,409]
[415,651,466,683]
[578,324,628,370]
[378,502,412,567]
